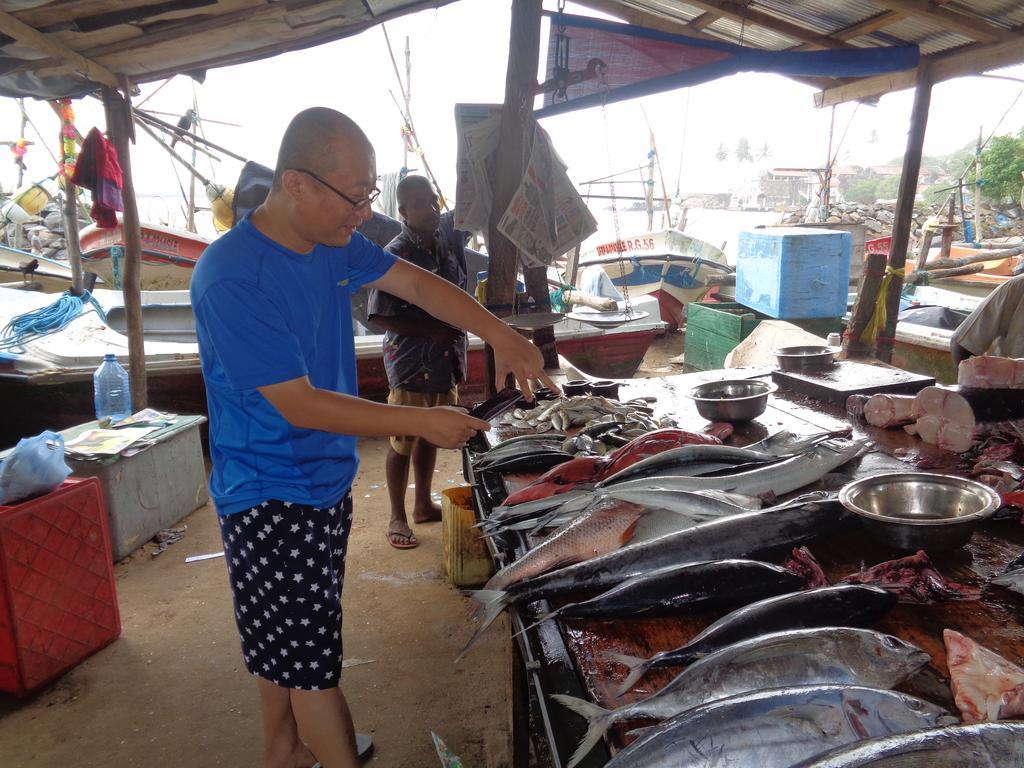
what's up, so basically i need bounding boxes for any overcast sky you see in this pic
[3,0,1024,227]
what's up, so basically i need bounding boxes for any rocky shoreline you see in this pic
[778,200,1024,245]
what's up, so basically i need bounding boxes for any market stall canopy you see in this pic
[0,1,1022,103]
[570,1,1024,107]
[535,11,920,118]
[0,0,458,99]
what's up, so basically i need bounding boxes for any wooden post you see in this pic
[102,84,148,410]
[843,251,887,359]
[63,183,84,296]
[973,127,983,244]
[485,0,545,391]
[17,99,27,189]
[877,62,932,365]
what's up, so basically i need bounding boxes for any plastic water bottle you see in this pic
[93,353,131,422]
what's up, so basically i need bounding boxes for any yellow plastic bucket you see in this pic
[441,486,492,588]
[12,183,51,216]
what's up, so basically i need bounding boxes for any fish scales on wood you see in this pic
[609,584,898,694]
[789,722,1024,768]
[553,627,931,768]
[601,685,955,768]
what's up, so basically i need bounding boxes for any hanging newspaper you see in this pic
[454,104,502,233]
[455,104,597,265]
[497,123,597,267]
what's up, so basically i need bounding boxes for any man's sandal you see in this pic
[386,530,418,549]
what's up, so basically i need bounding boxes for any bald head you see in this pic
[272,107,372,188]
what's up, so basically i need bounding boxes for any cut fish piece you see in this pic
[943,628,1024,722]
[863,394,916,429]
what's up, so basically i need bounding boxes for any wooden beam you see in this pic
[815,34,1024,106]
[878,61,933,364]
[0,9,122,90]
[688,11,719,32]
[485,0,558,384]
[684,0,852,49]
[572,0,712,40]
[791,10,906,50]
[103,85,149,410]
[874,0,1014,43]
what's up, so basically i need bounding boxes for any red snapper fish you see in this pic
[944,628,1024,722]
[499,429,722,507]
[599,428,722,478]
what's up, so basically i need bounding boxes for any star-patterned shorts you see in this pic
[218,492,353,691]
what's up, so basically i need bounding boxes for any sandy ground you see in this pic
[0,331,682,768]
[0,440,511,768]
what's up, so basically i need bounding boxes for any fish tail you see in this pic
[455,590,510,662]
[512,606,562,638]
[550,694,614,768]
[527,508,562,536]
[604,651,652,697]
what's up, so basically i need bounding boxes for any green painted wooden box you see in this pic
[684,302,842,370]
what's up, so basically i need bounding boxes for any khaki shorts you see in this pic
[387,387,458,455]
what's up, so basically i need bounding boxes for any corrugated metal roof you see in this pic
[872,17,978,56]
[1,0,1023,103]
[702,16,800,50]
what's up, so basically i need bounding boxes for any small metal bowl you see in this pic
[839,472,1000,551]
[686,379,777,423]
[774,345,840,372]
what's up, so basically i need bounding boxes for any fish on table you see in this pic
[461,497,850,658]
[517,558,806,633]
[788,722,1024,767]
[553,627,931,768]
[609,584,898,694]
[602,684,955,768]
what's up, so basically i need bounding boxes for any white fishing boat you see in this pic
[0,243,76,293]
[576,227,733,328]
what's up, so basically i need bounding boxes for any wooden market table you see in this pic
[467,370,1024,768]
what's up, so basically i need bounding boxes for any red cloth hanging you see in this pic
[70,127,124,228]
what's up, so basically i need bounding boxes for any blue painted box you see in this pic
[735,227,851,319]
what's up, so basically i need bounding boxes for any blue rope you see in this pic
[0,290,106,352]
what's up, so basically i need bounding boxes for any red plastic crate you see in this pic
[0,477,121,696]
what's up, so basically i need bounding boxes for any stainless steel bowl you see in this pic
[686,379,777,423]
[774,345,840,372]
[839,472,1000,551]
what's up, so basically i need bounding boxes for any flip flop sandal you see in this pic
[311,732,374,767]
[386,530,418,549]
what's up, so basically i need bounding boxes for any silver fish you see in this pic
[609,584,897,694]
[603,685,955,768]
[790,721,1024,767]
[606,438,864,496]
[596,444,781,486]
[553,627,930,768]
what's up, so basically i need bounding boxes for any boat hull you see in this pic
[578,229,731,328]
[79,221,210,290]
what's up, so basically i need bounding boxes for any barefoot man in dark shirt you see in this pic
[367,175,468,549]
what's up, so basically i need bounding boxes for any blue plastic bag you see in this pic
[0,431,72,505]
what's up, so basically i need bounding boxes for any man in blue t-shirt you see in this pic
[191,107,554,768]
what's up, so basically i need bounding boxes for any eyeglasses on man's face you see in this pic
[288,167,381,210]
